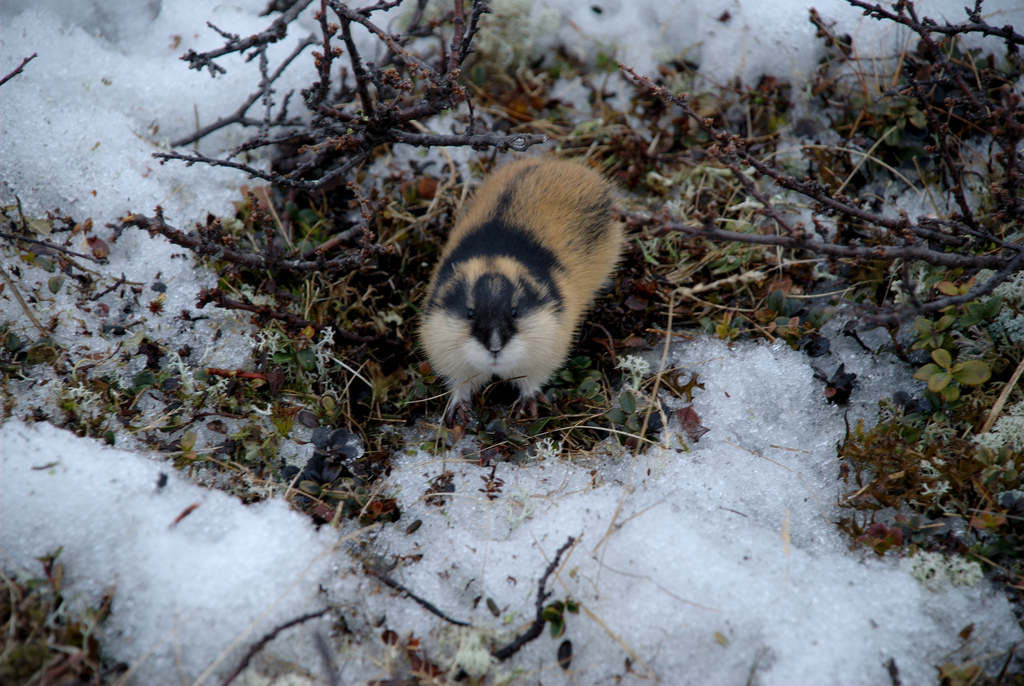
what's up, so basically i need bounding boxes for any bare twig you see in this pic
[112,210,376,274]
[182,0,315,76]
[0,230,102,263]
[391,130,546,151]
[159,0,545,191]
[617,21,1024,324]
[90,274,128,302]
[492,536,576,661]
[365,566,471,627]
[171,34,316,147]
[0,263,47,337]
[0,52,37,87]
[620,210,1015,272]
[220,608,329,686]
[846,0,1024,58]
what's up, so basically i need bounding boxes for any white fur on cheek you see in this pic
[421,305,570,406]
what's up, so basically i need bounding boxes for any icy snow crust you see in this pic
[3,0,1024,683]
[364,338,1021,684]
[1,419,340,683]
[4,340,1022,684]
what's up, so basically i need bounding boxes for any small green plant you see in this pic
[912,346,991,404]
[541,597,579,639]
[0,548,122,684]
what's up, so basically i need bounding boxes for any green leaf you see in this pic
[940,385,960,403]
[132,370,157,392]
[913,363,940,382]
[981,296,1003,319]
[29,218,52,235]
[271,351,294,364]
[930,348,952,368]
[766,289,786,315]
[295,348,317,371]
[48,275,65,294]
[806,306,832,329]
[607,409,627,425]
[541,605,562,623]
[927,371,952,392]
[620,391,637,415]
[935,314,955,331]
[297,208,320,226]
[549,616,565,639]
[4,332,24,352]
[528,417,551,436]
[951,360,990,386]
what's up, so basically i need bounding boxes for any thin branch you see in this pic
[339,17,373,114]
[160,0,545,188]
[865,249,1024,326]
[846,0,1024,55]
[171,34,316,147]
[111,211,378,274]
[0,52,37,87]
[0,230,102,263]
[0,263,48,337]
[621,210,1017,271]
[182,0,315,76]
[327,0,433,73]
[492,536,576,661]
[390,130,546,152]
[365,566,470,627]
[90,274,128,302]
[447,0,467,75]
[618,54,1024,323]
[220,608,329,686]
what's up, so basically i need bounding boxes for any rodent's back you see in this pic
[428,158,623,328]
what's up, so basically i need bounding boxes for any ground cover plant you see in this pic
[1,0,1023,683]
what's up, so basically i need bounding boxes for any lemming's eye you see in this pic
[467,309,475,319]
[510,307,518,318]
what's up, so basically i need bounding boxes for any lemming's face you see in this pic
[431,262,557,377]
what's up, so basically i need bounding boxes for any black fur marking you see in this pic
[491,162,541,221]
[470,274,518,351]
[431,220,563,311]
[439,279,468,314]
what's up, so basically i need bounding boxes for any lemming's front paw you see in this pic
[513,390,548,419]
[443,400,472,427]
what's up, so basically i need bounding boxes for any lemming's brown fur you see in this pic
[420,158,624,418]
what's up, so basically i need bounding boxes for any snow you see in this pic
[362,338,1021,684]
[1,419,338,684]
[545,0,1024,85]
[2,0,1022,684]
